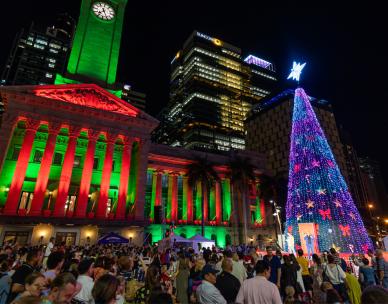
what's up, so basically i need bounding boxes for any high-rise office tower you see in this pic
[153,31,277,152]
[1,13,75,86]
[245,89,349,185]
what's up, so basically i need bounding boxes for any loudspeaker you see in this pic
[154,206,162,224]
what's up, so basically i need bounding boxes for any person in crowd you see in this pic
[311,253,325,304]
[74,258,94,304]
[8,249,42,303]
[235,260,282,304]
[91,274,119,304]
[284,286,303,304]
[290,254,305,294]
[0,255,12,304]
[375,249,388,288]
[231,252,247,284]
[330,248,347,271]
[189,257,205,302]
[276,250,284,264]
[323,254,348,302]
[280,255,301,298]
[358,257,376,289]
[296,249,313,298]
[93,257,108,281]
[196,264,226,304]
[134,264,162,303]
[345,266,362,304]
[43,252,65,283]
[175,255,190,304]
[12,296,42,304]
[263,246,281,288]
[215,258,240,304]
[41,272,78,304]
[115,276,126,304]
[321,282,343,304]
[43,238,55,270]
[11,272,46,302]
[361,285,388,304]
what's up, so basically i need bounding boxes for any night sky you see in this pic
[1,1,388,187]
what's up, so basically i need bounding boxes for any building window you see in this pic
[19,192,34,212]
[106,198,112,216]
[33,150,43,163]
[73,156,81,168]
[65,195,77,213]
[11,147,20,160]
[3,231,29,245]
[53,152,63,165]
[55,232,76,246]
[93,158,99,170]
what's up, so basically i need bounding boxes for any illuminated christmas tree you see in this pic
[285,87,373,253]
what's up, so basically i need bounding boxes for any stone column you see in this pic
[203,186,208,224]
[29,122,62,216]
[171,173,178,222]
[215,181,222,225]
[3,118,40,215]
[154,170,163,206]
[0,113,18,174]
[116,136,134,220]
[186,178,193,223]
[134,138,151,221]
[75,129,100,218]
[53,126,81,217]
[96,133,116,218]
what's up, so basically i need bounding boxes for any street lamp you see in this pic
[271,200,284,250]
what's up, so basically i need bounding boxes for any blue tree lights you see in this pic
[284,87,372,253]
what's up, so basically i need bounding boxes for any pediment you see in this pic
[33,84,139,117]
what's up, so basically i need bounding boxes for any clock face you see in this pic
[92,2,115,20]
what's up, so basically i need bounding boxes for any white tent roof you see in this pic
[189,234,215,243]
[168,235,193,243]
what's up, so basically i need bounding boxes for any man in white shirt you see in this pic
[235,260,282,304]
[43,237,55,270]
[196,264,227,304]
[74,258,95,304]
[231,253,247,284]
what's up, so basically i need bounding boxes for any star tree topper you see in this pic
[287,61,306,82]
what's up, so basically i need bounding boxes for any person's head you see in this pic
[284,286,295,303]
[283,255,291,265]
[329,248,337,256]
[327,254,335,264]
[77,258,94,277]
[326,288,343,304]
[254,260,271,279]
[201,264,219,284]
[26,249,42,267]
[362,258,369,266]
[145,264,161,290]
[24,272,46,297]
[92,274,119,304]
[367,249,374,258]
[361,285,388,304]
[221,258,233,273]
[276,250,282,258]
[47,251,65,271]
[312,253,321,265]
[194,258,206,272]
[265,246,273,256]
[375,249,384,259]
[49,237,55,243]
[48,272,77,304]
[178,257,189,271]
[232,252,239,262]
[297,249,304,257]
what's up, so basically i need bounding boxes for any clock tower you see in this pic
[63,0,128,86]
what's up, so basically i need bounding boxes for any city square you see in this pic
[0,1,387,304]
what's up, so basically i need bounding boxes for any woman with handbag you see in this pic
[323,255,348,303]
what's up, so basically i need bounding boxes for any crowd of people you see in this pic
[0,237,387,304]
